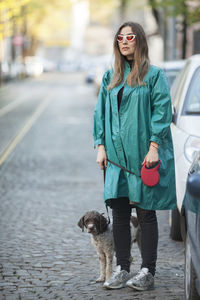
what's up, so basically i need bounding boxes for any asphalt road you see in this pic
[0,72,184,300]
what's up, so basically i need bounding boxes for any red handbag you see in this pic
[140,160,161,187]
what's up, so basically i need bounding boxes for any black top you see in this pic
[117,59,133,110]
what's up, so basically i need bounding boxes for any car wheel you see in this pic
[169,208,183,241]
[185,234,200,300]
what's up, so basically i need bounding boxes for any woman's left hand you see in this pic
[142,145,159,168]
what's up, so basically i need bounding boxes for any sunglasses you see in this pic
[117,34,136,43]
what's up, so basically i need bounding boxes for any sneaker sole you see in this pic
[103,283,126,290]
[126,283,154,291]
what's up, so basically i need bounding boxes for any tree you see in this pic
[148,0,200,58]
[149,0,200,25]
[0,0,72,83]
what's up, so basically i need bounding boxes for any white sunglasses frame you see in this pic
[117,34,136,43]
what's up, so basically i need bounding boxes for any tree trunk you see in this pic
[119,0,128,22]
[182,16,187,59]
[182,1,188,59]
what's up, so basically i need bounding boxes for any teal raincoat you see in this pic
[93,61,177,210]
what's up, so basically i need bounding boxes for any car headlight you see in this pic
[184,136,200,163]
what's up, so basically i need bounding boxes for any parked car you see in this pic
[10,60,27,79]
[1,60,27,82]
[182,151,200,300]
[24,56,43,77]
[92,54,113,93]
[161,59,186,88]
[170,54,200,241]
[36,57,56,72]
[1,61,11,82]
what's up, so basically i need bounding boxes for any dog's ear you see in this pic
[99,213,108,233]
[77,216,85,232]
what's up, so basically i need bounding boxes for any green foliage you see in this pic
[0,0,71,44]
[149,0,200,24]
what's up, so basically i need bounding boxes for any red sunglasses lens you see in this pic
[127,35,134,41]
[117,35,123,41]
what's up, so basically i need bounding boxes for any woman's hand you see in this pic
[142,143,159,168]
[96,145,107,170]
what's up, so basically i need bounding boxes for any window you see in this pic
[182,67,200,115]
[171,61,191,109]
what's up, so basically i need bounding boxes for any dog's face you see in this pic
[77,211,108,235]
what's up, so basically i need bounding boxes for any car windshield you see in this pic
[183,66,200,114]
[164,69,182,88]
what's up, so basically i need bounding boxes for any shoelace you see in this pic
[111,266,121,279]
[135,269,148,280]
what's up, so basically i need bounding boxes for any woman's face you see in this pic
[117,26,136,60]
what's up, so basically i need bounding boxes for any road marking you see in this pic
[0,96,29,118]
[0,98,51,167]
[0,86,46,118]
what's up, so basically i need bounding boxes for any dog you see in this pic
[77,210,141,282]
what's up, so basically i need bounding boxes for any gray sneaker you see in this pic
[103,265,132,289]
[126,267,154,291]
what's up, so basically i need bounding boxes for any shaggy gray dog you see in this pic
[78,210,141,282]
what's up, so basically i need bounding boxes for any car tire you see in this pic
[170,208,183,241]
[184,234,200,300]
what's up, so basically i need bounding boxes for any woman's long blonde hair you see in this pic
[107,22,150,90]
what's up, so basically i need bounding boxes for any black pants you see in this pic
[111,197,158,276]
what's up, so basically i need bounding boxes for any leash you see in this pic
[103,158,140,224]
[103,158,143,224]
[103,164,111,225]
[107,158,141,177]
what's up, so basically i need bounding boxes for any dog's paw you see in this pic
[95,276,105,283]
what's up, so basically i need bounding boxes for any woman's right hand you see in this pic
[96,145,107,170]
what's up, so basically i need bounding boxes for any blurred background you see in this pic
[0,0,200,85]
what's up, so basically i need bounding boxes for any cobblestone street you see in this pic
[0,73,184,300]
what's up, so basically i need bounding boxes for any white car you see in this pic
[24,56,44,77]
[170,54,200,240]
[161,59,186,88]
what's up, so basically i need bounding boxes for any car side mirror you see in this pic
[172,105,177,124]
[187,173,200,199]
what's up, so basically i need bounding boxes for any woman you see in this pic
[93,21,176,291]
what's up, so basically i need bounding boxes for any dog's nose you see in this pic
[87,223,94,232]
[88,224,94,228]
